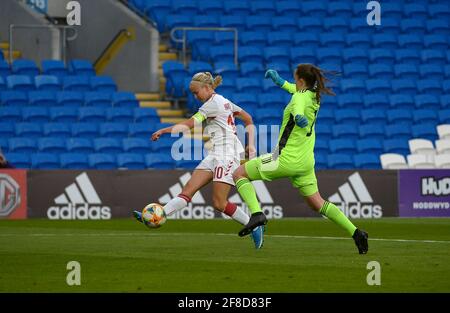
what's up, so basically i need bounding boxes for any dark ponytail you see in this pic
[295,64,336,103]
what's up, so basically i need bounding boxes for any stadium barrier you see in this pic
[1,169,449,220]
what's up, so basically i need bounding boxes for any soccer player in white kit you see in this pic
[134,72,264,249]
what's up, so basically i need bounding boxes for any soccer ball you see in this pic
[141,203,167,228]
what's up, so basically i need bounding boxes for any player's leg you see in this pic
[211,181,249,225]
[133,169,212,222]
[293,171,368,254]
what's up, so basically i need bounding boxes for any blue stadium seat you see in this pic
[444,80,450,94]
[99,123,128,138]
[66,138,94,153]
[383,139,410,155]
[93,138,122,153]
[90,76,117,92]
[441,95,450,109]
[0,60,11,77]
[144,0,172,32]
[315,124,332,141]
[349,17,373,34]
[240,32,266,48]
[400,19,426,35]
[271,17,297,31]
[426,20,449,35]
[214,32,235,46]
[415,95,440,110]
[128,123,157,138]
[356,139,383,154]
[238,46,264,64]
[4,153,31,168]
[219,16,246,31]
[35,75,61,91]
[411,123,438,141]
[22,107,50,123]
[172,0,198,15]
[369,49,395,66]
[175,159,201,169]
[193,15,219,28]
[15,123,42,138]
[197,0,222,17]
[359,124,385,140]
[395,49,421,65]
[71,123,98,138]
[235,78,262,94]
[57,91,84,107]
[41,60,68,78]
[398,34,423,50]
[79,107,107,123]
[328,2,352,18]
[381,3,403,19]
[275,1,301,17]
[0,123,15,138]
[421,50,446,66]
[360,109,386,125]
[438,110,450,124]
[28,91,57,107]
[31,153,60,169]
[245,16,272,33]
[314,139,328,155]
[224,1,250,16]
[323,19,348,34]
[63,76,91,91]
[337,94,363,109]
[69,59,96,76]
[329,139,356,154]
[151,137,177,154]
[8,138,37,153]
[380,18,400,35]
[335,109,360,126]
[145,153,176,169]
[389,94,415,110]
[261,80,284,96]
[37,137,66,153]
[134,107,159,124]
[0,107,22,122]
[188,61,213,76]
[346,34,371,49]
[366,79,391,95]
[209,45,235,64]
[340,80,365,95]
[12,59,40,77]
[257,93,285,109]
[316,109,334,125]
[0,91,28,106]
[413,109,437,124]
[327,154,353,169]
[391,79,417,94]
[214,79,236,97]
[293,33,320,49]
[117,153,146,169]
[369,64,394,80]
[316,48,341,64]
[190,33,215,60]
[314,153,327,170]
[267,32,292,48]
[353,154,380,169]
[112,92,139,108]
[7,75,34,91]
[385,124,412,140]
[394,64,419,80]
[386,109,413,125]
[250,1,276,16]
[416,80,442,95]
[122,138,151,154]
[424,34,448,50]
[0,76,5,90]
[255,109,281,125]
[43,123,71,138]
[240,62,265,79]
[84,92,112,107]
[264,47,290,64]
[419,64,444,80]
[342,48,369,64]
[404,3,427,20]
[332,125,359,140]
[343,64,367,79]
[428,4,450,20]
[214,62,239,80]
[290,47,317,64]
[106,107,133,123]
[88,153,116,169]
[162,61,188,97]
[232,93,258,110]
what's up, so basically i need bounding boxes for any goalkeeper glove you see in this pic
[294,114,308,128]
[264,69,285,87]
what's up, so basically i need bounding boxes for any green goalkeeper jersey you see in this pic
[275,81,320,170]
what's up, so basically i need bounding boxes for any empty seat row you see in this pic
[0,75,117,91]
[0,91,138,107]
[3,152,200,170]
[0,59,96,78]
[381,153,450,169]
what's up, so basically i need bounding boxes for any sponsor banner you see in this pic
[399,170,450,217]
[0,170,27,219]
[27,170,398,220]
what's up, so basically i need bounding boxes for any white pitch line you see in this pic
[0,232,449,244]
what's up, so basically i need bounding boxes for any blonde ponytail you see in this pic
[191,72,223,90]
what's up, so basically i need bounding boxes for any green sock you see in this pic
[235,178,262,214]
[320,201,357,236]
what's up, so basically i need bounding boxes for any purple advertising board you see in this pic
[399,170,450,217]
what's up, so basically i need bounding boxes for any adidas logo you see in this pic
[47,172,111,220]
[328,172,382,219]
[159,173,283,219]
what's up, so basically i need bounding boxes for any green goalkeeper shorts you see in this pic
[244,153,318,197]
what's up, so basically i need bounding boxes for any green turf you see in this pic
[0,218,449,292]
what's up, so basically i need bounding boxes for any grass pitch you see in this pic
[0,218,449,292]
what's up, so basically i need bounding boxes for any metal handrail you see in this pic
[9,24,78,64]
[170,27,238,66]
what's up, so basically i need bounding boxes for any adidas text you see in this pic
[47,203,111,220]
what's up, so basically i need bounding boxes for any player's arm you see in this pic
[235,109,256,159]
[151,116,201,141]
[265,69,297,94]
[291,94,308,128]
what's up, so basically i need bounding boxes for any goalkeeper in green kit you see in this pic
[233,64,369,254]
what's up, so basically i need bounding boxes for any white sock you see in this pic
[224,202,250,225]
[163,194,190,216]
